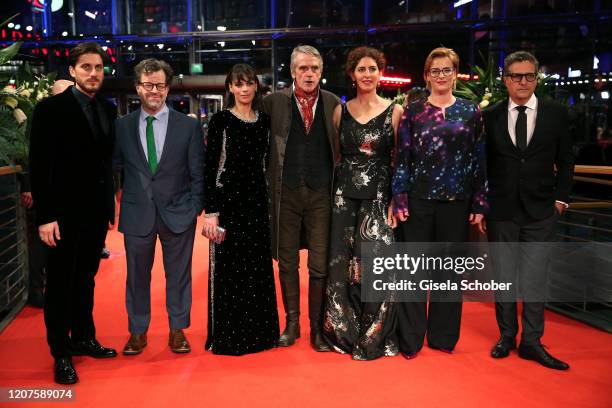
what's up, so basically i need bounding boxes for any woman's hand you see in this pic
[393,193,409,222]
[387,202,398,229]
[469,213,486,234]
[201,215,219,241]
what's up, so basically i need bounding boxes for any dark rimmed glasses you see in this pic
[429,67,454,78]
[505,73,537,82]
[139,82,169,91]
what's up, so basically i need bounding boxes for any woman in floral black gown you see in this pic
[202,64,279,355]
[323,47,403,360]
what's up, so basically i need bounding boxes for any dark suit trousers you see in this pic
[44,220,107,358]
[396,199,469,354]
[124,212,195,334]
[487,209,557,345]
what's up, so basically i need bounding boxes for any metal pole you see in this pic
[69,0,76,35]
[271,0,278,92]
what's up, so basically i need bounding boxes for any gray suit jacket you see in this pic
[114,107,204,236]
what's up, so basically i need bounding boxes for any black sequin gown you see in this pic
[323,103,398,360]
[204,109,279,355]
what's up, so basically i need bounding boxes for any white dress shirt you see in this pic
[507,93,538,147]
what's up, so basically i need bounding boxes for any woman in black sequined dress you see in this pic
[202,64,279,355]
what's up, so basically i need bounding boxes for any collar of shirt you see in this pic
[508,93,537,112]
[71,85,94,108]
[140,104,169,124]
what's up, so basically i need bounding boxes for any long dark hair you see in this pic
[224,63,261,110]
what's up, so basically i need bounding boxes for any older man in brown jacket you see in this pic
[262,45,340,351]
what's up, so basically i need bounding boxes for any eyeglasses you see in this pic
[139,82,168,91]
[505,73,537,83]
[429,68,454,78]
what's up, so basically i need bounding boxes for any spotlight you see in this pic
[26,26,33,32]
[217,26,227,31]
[62,31,68,37]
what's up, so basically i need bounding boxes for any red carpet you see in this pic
[1,219,611,407]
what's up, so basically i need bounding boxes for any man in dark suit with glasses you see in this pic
[483,51,574,370]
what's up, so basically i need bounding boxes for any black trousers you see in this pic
[25,208,48,297]
[44,219,107,359]
[396,199,469,354]
[487,209,557,346]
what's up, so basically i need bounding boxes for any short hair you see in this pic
[68,42,106,67]
[290,45,323,73]
[133,58,174,85]
[345,46,386,77]
[503,51,539,74]
[423,47,460,90]
[224,63,261,110]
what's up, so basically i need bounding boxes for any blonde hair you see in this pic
[423,47,459,90]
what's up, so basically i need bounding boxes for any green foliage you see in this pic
[454,54,557,109]
[0,40,56,168]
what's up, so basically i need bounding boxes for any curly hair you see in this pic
[345,46,386,77]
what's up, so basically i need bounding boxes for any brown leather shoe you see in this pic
[123,333,147,355]
[169,329,191,353]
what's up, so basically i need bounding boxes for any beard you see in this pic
[142,95,165,112]
[76,77,102,94]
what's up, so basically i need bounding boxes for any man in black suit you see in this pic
[483,51,573,370]
[29,42,118,384]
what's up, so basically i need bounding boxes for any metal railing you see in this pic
[0,166,28,333]
[549,165,612,332]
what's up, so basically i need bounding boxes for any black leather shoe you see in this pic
[518,343,569,370]
[100,248,110,259]
[428,344,454,354]
[310,331,331,352]
[71,339,117,359]
[54,357,78,385]
[491,336,516,358]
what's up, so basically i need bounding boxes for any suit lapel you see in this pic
[132,110,151,174]
[525,99,546,154]
[156,109,173,171]
[65,88,96,142]
[497,101,520,155]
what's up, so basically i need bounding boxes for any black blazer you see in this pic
[483,98,574,221]
[29,86,117,227]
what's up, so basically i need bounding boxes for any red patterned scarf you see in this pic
[294,84,319,134]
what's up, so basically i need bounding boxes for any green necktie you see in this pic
[145,116,158,173]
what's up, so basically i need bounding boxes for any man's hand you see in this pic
[39,221,61,247]
[20,192,33,209]
[555,201,567,215]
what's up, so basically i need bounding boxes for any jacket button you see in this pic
[520,159,525,163]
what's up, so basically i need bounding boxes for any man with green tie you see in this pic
[113,59,204,356]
